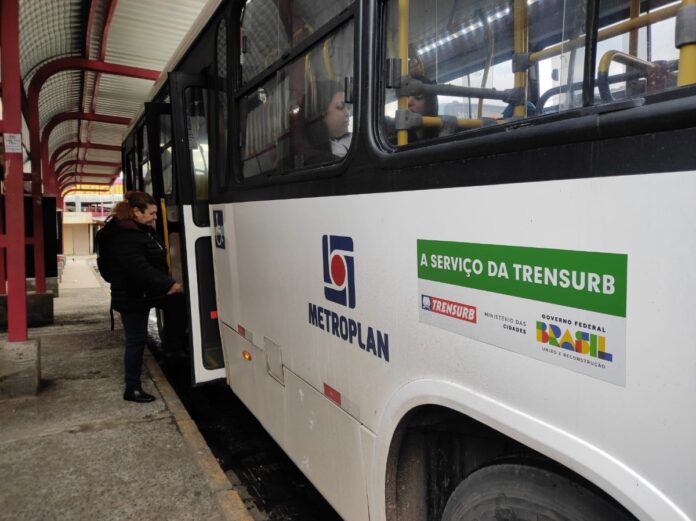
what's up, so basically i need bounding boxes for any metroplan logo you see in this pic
[322,235,355,308]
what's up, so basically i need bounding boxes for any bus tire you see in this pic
[440,463,634,521]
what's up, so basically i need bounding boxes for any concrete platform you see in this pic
[0,257,253,521]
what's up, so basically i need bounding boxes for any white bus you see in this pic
[124,0,696,519]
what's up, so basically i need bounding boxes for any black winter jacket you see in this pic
[100,217,175,313]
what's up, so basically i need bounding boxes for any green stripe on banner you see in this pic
[417,240,627,317]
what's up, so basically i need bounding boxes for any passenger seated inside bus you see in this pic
[407,75,459,141]
[304,80,352,165]
[385,74,459,145]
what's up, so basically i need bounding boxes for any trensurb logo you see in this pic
[323,235,355,308]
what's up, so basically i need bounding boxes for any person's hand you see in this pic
[167,282,184,295]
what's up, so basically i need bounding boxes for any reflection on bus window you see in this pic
[127,151,137,190]
[140,127,152,194]
[161,146,174,196]
[240,0,353,84]
[142,161,153,195]
[384,0,689,146]
[184,87,209,200]
[241,22,354,178]
[159,114,174,195]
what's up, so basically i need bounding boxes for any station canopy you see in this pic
[17,0,212,192]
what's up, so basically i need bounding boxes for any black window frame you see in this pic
[227,2,360,190]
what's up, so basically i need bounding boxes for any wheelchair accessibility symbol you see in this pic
[213,210,225,249]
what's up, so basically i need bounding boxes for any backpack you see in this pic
[95,219,114,283]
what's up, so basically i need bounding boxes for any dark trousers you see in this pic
[120,310,150,389]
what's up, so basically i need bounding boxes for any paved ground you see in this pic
[0,257,226,521]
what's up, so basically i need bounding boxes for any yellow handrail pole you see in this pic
[513,0,528,117]
[677,0,696,85]
[530,3,679,63]
[629,0,640,57]
[160,198,172,274]
[305,53,315,86]
[323,38,334,80]
[422,116,485,129]
[398,0,410,146]
[598,50,659,76]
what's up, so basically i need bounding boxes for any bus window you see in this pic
[214,18,229,192]
[240,0,353,84]
[139,126,153,194]
[184,87,210,200]
[160,113,174,196]
[383,0,691,146]
[241,21,354,177]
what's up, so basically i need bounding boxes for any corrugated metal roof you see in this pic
[104,0,207,70]
[94,75,155,118]
[17,0,213,193]
[19,0,84,86]
[38,70,83,128]
[48,121,79,152]
[87,121,128,144]
[83,149,121,163]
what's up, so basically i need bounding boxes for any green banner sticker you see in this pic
[417,240,627,317]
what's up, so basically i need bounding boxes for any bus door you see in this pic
[168,72,225,384]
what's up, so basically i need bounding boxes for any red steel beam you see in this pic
[61,181,114,193]
[58,174,121,189]
[56,159,121,180]
[1,0,28,339]
[63,188,113,197]
[34,112,130,296]
[85,0,120,156]
[59,173,118,187]
[0,196,5,294]
[61,172,121,179]
[28,58,159,195]
[76,0,101,175]
[26,59,155,293]
[41,111,130,188]
[50,142,121,175]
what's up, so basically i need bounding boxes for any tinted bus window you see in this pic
[383,0,690,146]
[185,88,210,200]
[241,21,354,177]
[160,113,174,196]
[240,0,353,84]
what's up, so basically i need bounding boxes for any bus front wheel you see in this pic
[441,463,635,521]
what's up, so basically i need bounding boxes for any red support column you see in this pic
[1,0,28,340]
[0,195,6,295]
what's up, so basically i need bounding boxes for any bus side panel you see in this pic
[221,324,285,442]
[219,293,370,521]
[283,370,369,521]
[212,170,696,520]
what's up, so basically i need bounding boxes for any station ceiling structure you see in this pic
[0,0,216,341]
[16,0,211,194]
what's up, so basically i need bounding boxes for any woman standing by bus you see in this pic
[99,191,183,402]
